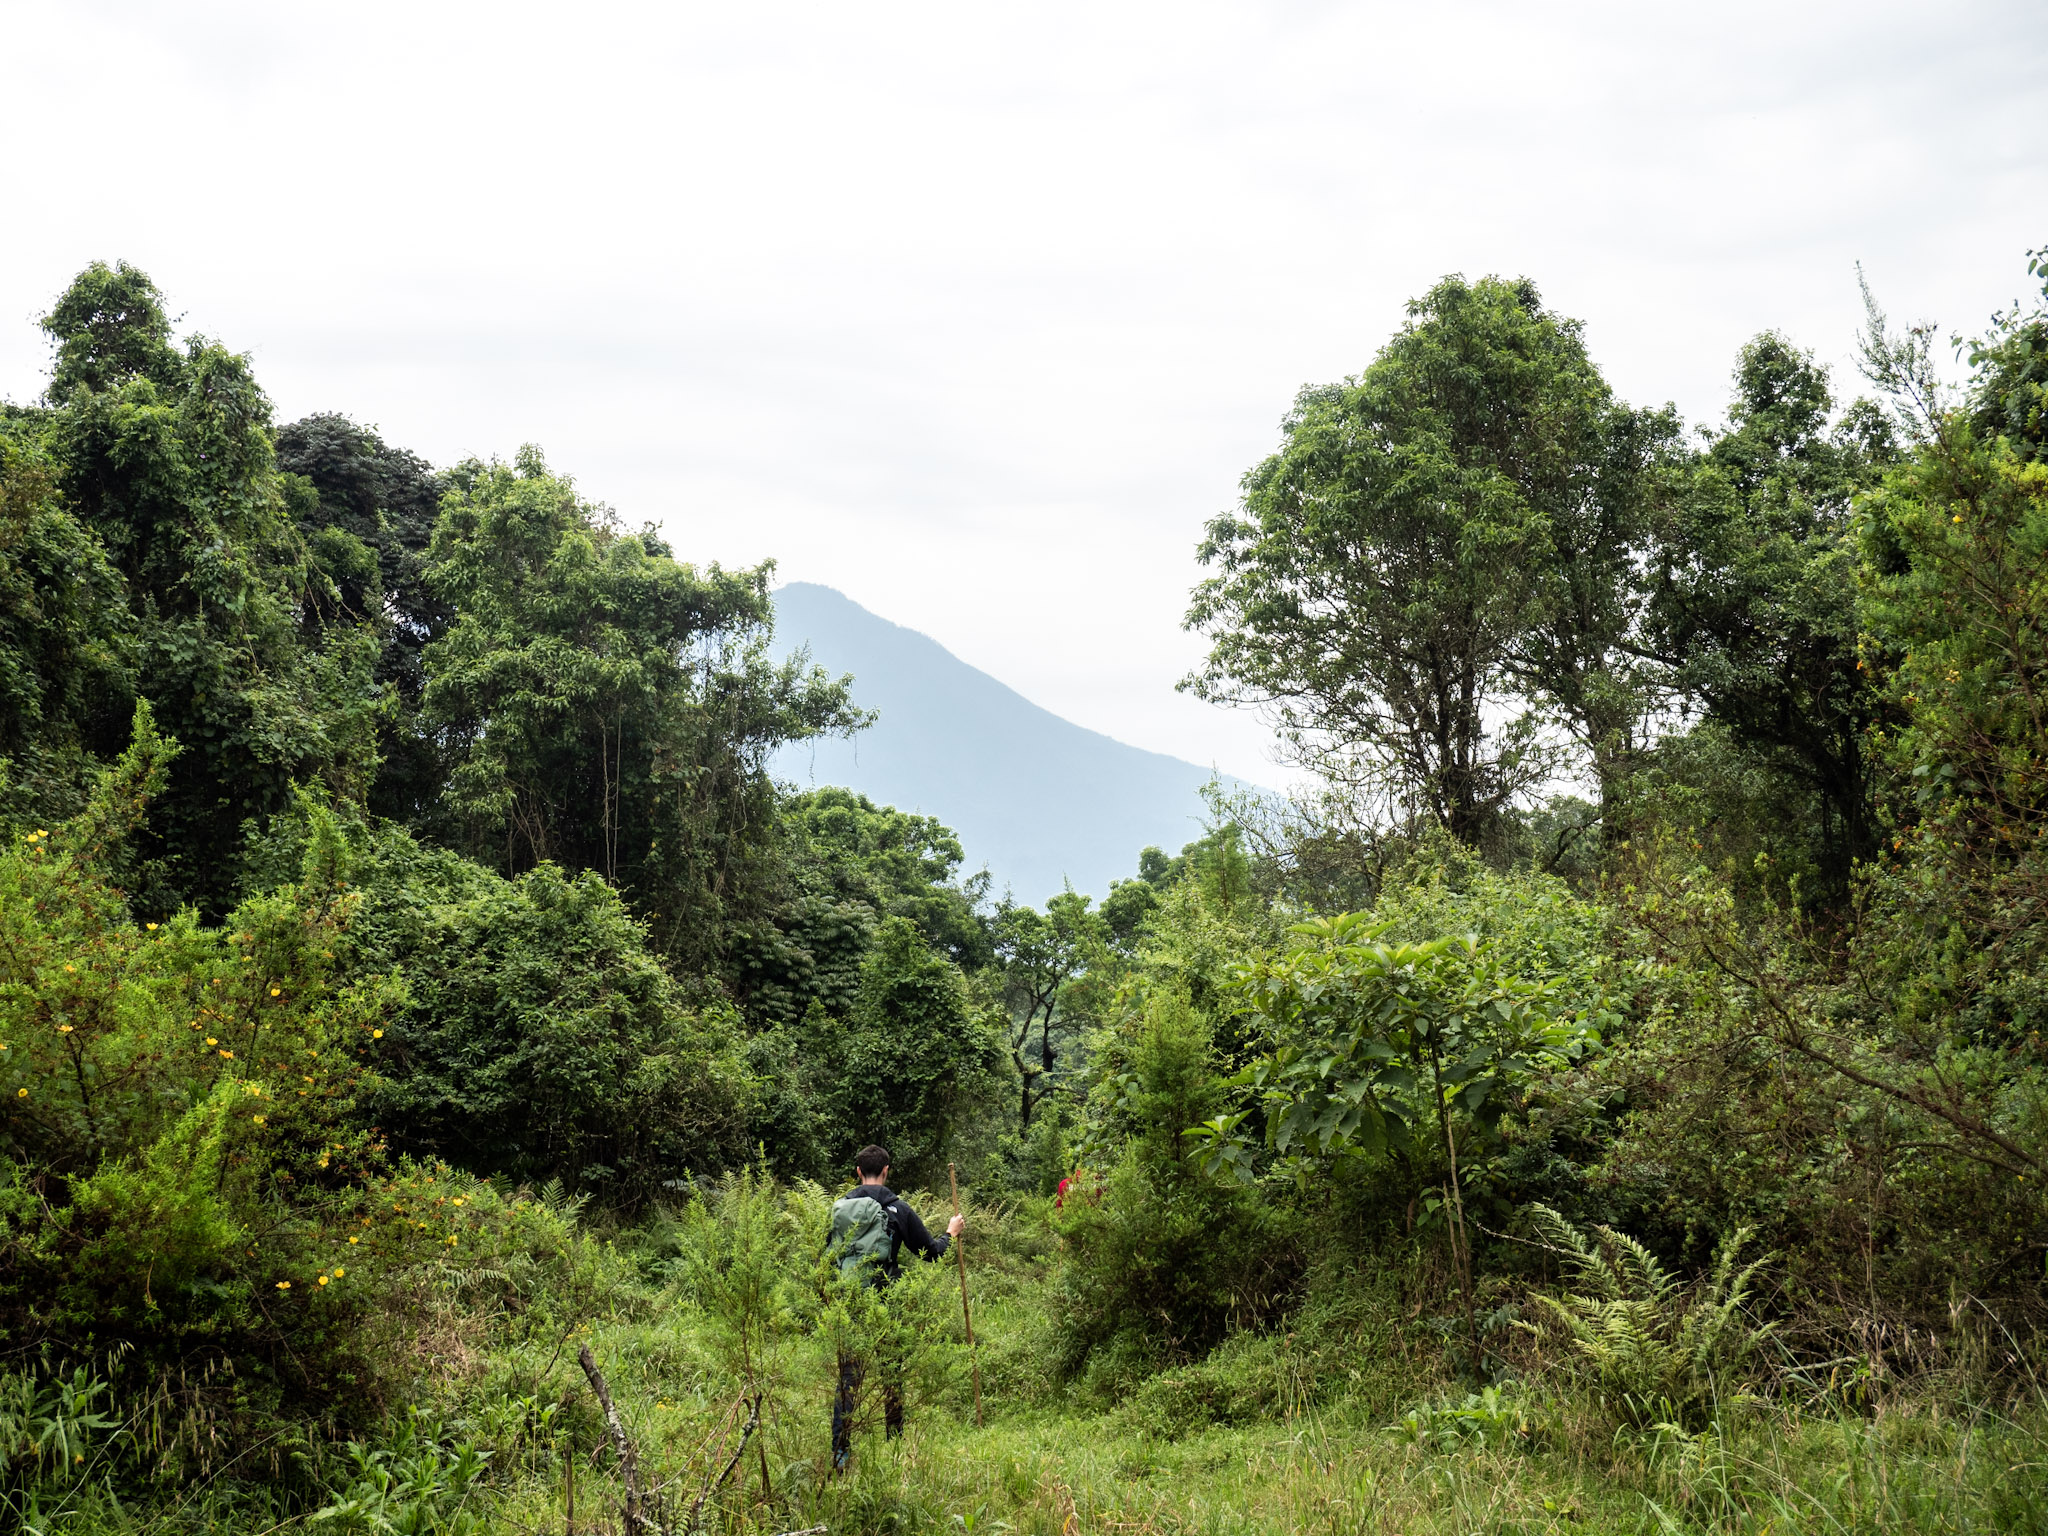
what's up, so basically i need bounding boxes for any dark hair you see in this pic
[853,1145,891,1178]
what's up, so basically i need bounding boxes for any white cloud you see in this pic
[3,0,2043,785]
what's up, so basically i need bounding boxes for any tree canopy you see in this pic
[1186,275,1676,843]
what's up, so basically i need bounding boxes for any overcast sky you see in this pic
[4,0,2044,784]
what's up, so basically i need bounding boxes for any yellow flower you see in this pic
[333,1266,345,1277]
[15,1088,25,1098]
[372,1029,383,1039]
[317,1275,328,1286]
[453,1197,466,1206]
[34,830,46,838]
[349,1236,359,1244]
[206,1038,217,1046]
[270,988,281,998]
[63,964,74,973]
[57,1024,73,1034]
[276,1280,291,1289]
[253,1115,266,1125]
[146,923,159,932]
[1954,513,1965,523]
[219,1049,234,1059]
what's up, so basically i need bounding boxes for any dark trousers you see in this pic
[831,1352,903,1469]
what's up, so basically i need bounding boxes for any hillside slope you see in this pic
[769,582,1240,902]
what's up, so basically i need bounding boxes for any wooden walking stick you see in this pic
[948,1162,984,1427]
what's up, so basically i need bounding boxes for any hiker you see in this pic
[828,1143,965,1470]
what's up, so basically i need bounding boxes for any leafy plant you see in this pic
[1202,915,1595,1365]
[1395,1384,1538,1452]
[1524,1203,1773,1428]
[310,1409,492,1535]
[0,1362,120,1486]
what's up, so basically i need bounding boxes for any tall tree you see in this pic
[420,446,864,968]
[36,262,383,914]
[1962,244,2048,463]
[730,787,990,1028]
[783,786,990,968]
[991,890,1104,1127]
[0,421,132,817]
[1645,334,1894,882]
[276,414,452,823]
[1859,265,2048,1014]
[1186,275,1666,844]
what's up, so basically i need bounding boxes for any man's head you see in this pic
[853,1144,891,1183]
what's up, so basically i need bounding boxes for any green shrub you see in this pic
[249,803,757,1204]
[1116,1332,1303,1440]
[1053,988,1301,1382]
[0,737,612,1494]
[1394,1383,1542,1452]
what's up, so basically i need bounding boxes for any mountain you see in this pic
[769,582,1241,903]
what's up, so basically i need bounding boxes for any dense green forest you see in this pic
[2,253,2045,1534]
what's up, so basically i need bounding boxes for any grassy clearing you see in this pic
[473,1351,2048,1536]
[348,1191,2048,1536]
[12,1186,2046,1535]
[795,1401,2047,1536]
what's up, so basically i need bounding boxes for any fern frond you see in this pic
[1524,1205,1773,1428]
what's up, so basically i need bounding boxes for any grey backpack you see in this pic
[829,1194,898,1286]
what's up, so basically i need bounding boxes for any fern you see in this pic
[1525,1204,1773,1427]
[534,1177,590,1224]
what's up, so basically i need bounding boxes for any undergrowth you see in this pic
[6,1184,2043,1535]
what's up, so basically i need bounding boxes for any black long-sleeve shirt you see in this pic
[839,1183,949,1282]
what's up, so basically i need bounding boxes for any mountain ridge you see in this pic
[769,582,1243,902]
